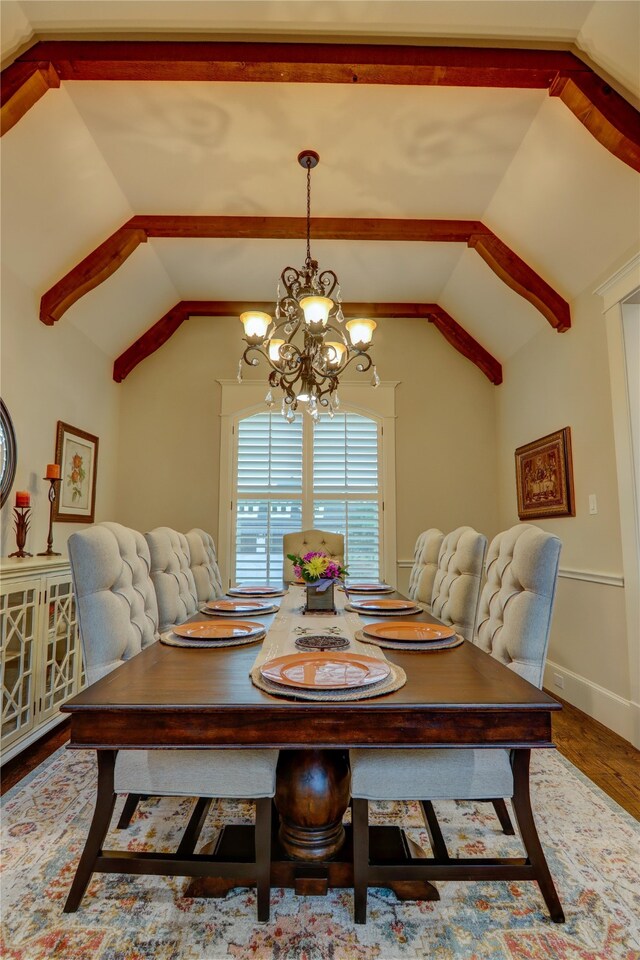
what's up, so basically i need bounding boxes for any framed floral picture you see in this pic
[515,427,575,520]
[52,421,99,523]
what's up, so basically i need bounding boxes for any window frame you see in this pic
[218,380,398,590]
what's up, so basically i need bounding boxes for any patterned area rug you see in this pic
[1,747,639,960]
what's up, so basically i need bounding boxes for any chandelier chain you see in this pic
[306,159,312,264]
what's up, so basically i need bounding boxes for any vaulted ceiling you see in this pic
[2,1,639,384]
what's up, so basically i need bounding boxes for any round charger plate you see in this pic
[201,604,278,617]
[345,603,419,618]
[356,629,464,652]
[339,582,395,594]
[172,620,266,641]
[349,598,420,613]
[228,585,286,598]
[204,598,275,615]
[295,635,350,651]
[363,621,456,643]
[260,651,390,690]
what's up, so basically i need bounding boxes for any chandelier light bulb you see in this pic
[346,318,377,349]
[268,338,285,364]
[300,296,333,329]
[240,311,271,342]
[325,341,346,367]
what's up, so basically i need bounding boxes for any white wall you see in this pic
[495,275,635,740]
[0,265,121,556]
[114,313,500,582]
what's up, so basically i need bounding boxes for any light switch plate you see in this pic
[589,494,598,515]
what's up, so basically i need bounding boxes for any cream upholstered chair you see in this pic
[429,526,487,641]
[67,522,277,920]
[282,529,345,582]
[407,528,444,608]
[350,523,562,923]
[186,528,224,602]
[145,526,199,631]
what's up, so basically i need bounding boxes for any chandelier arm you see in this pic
[338,351,374,375]
[324,322,349,344]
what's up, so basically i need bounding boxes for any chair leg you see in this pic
[116,792,146,829]
[255,798,272,922]
[64,750,117,913]
[176,797,213,856]
[510,750,565,923]
[420,800,450,859]
[490,798,516,835]
[352,798,369,924]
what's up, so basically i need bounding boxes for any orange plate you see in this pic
[342,583,394,594]
[260,651,391,690]
[205,599,270,613]
[351,598,420,612]
[172,620,265,641]
[363,621,456,642]
[228,585,282,596]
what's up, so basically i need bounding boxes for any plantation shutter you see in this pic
[233,410,382,582]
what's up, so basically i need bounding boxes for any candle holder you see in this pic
[37,478,62,557]
[9,506,33,558]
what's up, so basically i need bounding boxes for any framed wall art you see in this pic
[52,421,99,523]
[515,427,575,520]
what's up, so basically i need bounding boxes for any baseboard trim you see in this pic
[544,658,639,747]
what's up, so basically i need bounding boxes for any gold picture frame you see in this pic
[52,421,99,523]
[515,427,575,520]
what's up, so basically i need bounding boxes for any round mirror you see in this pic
[0,399,18,508]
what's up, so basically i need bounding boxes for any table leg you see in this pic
[511,749,565,923]
[64,750,117,912]
[275,749,351,860]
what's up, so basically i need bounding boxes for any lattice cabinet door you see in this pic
[37,574,81,723]
[0,578,40,752]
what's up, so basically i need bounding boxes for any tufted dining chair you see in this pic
[282,529,345,582]
[186,528,224,602]
[66,521,277,920]
[429,526,487,641]
[349,523,562,923]
[407,528,445,609]
[145,526,199,632]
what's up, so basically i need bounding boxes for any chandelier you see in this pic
[238,150,378,422]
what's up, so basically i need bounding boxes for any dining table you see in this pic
[61,581,564,920]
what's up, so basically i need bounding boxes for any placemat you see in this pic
[161,630,265,650]
[355,629,465,652]
[344,603,420,617]
[199,604,279,617]
[249,588,406,700]
[250,660,406,701]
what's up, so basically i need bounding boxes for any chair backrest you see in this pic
[407,528,445,607]
[431,526,487,642]
[475,524,562,687]
[282,529,345,583]
[185,528,223,602]
[145,526,199,632]
[68,522,158,685]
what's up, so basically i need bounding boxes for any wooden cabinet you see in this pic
[1,557,83,763]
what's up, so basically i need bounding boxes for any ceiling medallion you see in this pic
[238,150,379,422]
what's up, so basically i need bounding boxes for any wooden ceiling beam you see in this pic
[39,215,570,332]
[2,41,638,171]
[112,300,503,386]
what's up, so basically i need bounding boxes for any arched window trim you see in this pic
[217,380,398,590]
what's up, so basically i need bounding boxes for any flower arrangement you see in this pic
[287,550,348,584]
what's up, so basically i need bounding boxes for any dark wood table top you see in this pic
[63,590,559,751]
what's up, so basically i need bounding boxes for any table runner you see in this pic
[250,585,406,700]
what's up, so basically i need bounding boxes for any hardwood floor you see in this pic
[2,704,639,820]
[549,693,640,820]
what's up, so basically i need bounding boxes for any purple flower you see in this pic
[293,564,302,579]
[302,551,327,563]
[324,561,341,579]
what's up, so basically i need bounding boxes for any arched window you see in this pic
[233,410,382,583]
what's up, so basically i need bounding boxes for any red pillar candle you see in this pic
[15,491,30,507]
[45,463,61,479]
